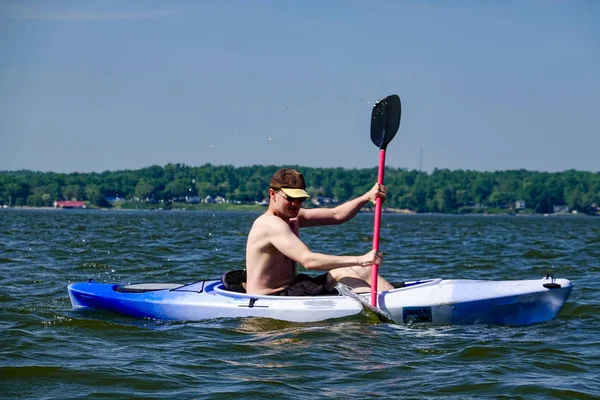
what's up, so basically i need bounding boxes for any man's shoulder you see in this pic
[252,213,286,229]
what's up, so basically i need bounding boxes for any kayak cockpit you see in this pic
[114,280,212,294]
[116,283,184,293]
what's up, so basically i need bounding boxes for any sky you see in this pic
[1,0,599,174]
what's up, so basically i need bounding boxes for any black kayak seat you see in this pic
[221,270,247,293]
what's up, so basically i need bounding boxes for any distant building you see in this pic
[311,196,338,206]
[553,205,569,214]
[515,200,526,210]
[202,195,227,204]
[105,196,123,202]
[54,201,86,209]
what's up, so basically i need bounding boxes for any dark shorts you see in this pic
[274,273,338,296]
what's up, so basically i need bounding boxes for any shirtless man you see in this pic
[245,168,394,296]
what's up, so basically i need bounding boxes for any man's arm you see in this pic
[266,215,382,271]
[298,183,386,227]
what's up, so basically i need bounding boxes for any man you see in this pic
[245,168,394,296]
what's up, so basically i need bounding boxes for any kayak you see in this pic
[67,275,572,325]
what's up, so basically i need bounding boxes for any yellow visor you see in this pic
[279,187,311,199]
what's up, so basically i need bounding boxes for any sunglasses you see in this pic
[275,190,308,204]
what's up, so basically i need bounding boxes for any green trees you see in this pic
[164,179,192,200]
[0,166,598,214]
[27,184,59,207]
[134,180,155,201]
[61,185,82,201]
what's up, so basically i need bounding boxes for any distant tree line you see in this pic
[0,164,599,214]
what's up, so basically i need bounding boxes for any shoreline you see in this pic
[2,205,596,217]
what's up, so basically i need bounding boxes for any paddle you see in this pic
[369,94,401,307]
[335,282,393,323]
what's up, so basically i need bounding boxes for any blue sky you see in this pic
[1,0,599,173]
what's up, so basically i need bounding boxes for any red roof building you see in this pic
[54,201,86,209]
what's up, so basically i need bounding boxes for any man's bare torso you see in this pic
[245,213,299,295]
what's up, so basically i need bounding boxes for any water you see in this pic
[1,209,598,399]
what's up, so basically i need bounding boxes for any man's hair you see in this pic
[270,168,306,190]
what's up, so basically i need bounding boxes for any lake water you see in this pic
[1,209,598,399]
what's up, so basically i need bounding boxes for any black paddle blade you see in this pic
[370,94,401,150]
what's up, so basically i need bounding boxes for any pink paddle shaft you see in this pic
[371,149,386,307]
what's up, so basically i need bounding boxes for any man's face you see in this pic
[271,189,306,217]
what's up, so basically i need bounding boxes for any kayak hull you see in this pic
[68,276,572,326]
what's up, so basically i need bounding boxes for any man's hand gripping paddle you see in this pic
[369,95,401,307]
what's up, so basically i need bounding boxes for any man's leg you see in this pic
[327,266,394,293]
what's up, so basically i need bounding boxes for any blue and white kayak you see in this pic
[67,276,572,326]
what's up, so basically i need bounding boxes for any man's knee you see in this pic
[329,266,372,282]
